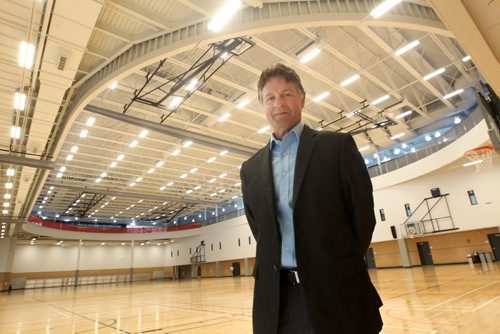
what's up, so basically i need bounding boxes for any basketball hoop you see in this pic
[463,146,494,172]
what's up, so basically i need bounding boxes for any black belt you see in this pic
[280,268,300,285]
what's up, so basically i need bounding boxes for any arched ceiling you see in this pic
[0,0,491,238]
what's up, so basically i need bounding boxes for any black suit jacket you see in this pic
[240,125,383,334]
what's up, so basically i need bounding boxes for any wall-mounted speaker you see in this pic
[390,225,397,239]
[431,187,441,197]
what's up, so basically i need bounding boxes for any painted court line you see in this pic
[428,281,497,310]
[470,295,500,312]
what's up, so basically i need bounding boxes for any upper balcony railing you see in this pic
[367,107,484,178]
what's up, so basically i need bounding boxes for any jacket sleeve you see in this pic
[339,134,376,254]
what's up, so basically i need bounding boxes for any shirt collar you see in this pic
[270,122,304,150]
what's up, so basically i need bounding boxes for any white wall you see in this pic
[12,216,255,273]
[371,160,499,241]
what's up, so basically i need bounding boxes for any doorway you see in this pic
[488,233,500,261]
[417,241,434,265]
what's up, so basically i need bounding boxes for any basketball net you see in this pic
[464,146,494,172]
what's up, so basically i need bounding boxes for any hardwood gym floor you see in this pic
[0,264,499,333]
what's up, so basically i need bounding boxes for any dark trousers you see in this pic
[277,282,314,333]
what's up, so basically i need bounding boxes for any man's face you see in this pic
[261,76,305,140]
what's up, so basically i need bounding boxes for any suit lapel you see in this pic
[260,142,278,219]
[293,125,318,208]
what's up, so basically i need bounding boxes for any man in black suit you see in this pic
[240,64,383,333]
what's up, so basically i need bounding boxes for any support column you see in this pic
[0,236,16,291]
[129,240,135,283]
[74,239,82,286]
[397,238,412,268]
[244,258,250,276]
[215,261,221,278]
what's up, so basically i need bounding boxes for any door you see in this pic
[231,262,241,276]
[365,247,376,269]
[178,265,192,279]
[488,233,500,261]
[417,241,434,265]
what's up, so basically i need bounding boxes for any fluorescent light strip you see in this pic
[218,113,231,122]
[108,81,118,89]
[444,89,464,99]
[390,132,405,140]
[395,110,413,119]
[462,55,471,62]
[208,0,241,32]
[185,78,198,92]
[236,98,251,109]
[169,96,183,109]
[300,47,321,64]
[18,41,35,69]
[258,126,270,134]
[86,117,95,126]
[313,91,330,102]
[423,67,445,81]
[394,40,420,56]
[14,92,27,111]
[358,146,369,152]
[371,95,390,105]
[340,74,360,87]
[370,0,402,18]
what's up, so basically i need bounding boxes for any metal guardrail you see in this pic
[367,106,484,177]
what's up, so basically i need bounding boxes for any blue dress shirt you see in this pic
[270,122,304,268]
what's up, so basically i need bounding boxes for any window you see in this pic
[219,241,222,250]
[238,238,241,246]
[248,236,252,245]
[379,209,386,221]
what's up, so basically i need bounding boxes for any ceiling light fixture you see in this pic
[108,81,118,89]
[10,126,21,139]
[394,40,420,56]
[129,140,138,148]
[299,47,321,64]
[183,140,193,148]
[14,92,27,111]
[80,129,88,138]
[117,154,125,160]
[358,146,369,152]
[110,161,117,168]
[462,55,471,62]
[168,96,183,109]
[390,132,405,140]
[370,0,402,18]
[218,113,231,122]
[208,0,241,32]
[371,95,390,105]
[155,161,164,168]
[86,117,95,126]
[190,167,198,173]
[236,98,251,109]
[395,110,413,119]
[423,67,445,81]
[219,150,228,155]
[185,78,198,92]
[340,74,361,87]
[444,89,464,99]
[207,157,216,163]
[139,129,148,138]
[313,91,330,102]
[70,146,78,153]
[6,168,15,176]
[18,41,35,69]
[258,126,270,134]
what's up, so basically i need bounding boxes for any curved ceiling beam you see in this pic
[52,1,451,162]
